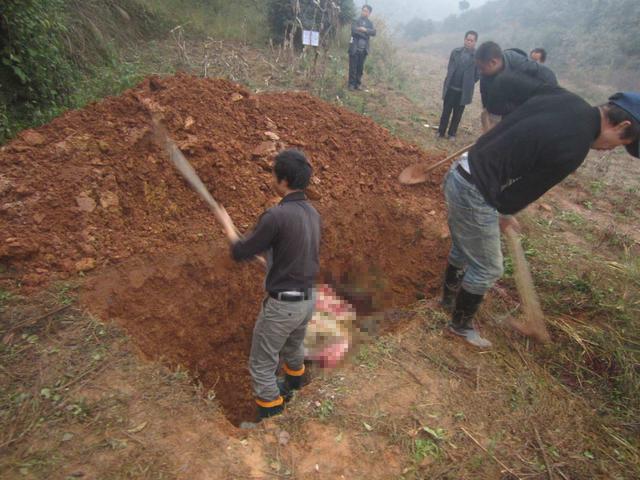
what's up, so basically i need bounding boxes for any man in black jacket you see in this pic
[476,42,558,130]
[219,150,321,421]
[440,74,640,348]
[348,5,376,91]
[438,30,480,140]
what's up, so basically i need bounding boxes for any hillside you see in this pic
[440,0,640,89]
[1,1,639,479]
[0,0,268,143]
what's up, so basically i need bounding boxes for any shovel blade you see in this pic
[398,164,428,185]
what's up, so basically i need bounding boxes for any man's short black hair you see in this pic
[362,4,372,13]
[531,48,547,63]
[274,149,313,190]
[603,103,640,141]
[465,30,478,40]
[476,41,503,63]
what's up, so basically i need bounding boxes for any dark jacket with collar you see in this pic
[480,48,558,111]
[231,191,320,293]
[442,46,480,106]
[349,17,376,55]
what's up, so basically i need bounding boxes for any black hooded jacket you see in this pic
[480,48,558,114]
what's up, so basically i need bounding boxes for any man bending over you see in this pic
[440,75,639,348]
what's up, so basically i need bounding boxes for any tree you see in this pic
[459,1,471,11]
[403,17,435,42]
[266,0,355,47]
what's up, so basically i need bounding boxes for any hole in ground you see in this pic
[81,199,447,426]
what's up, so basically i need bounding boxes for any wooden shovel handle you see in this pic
[422,143,475,175]
[136,95,266,267]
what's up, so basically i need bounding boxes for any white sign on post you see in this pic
[302,30,320,47]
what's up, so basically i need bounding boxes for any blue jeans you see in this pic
[443,165,503,296]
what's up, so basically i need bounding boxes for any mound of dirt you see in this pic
[0,73,449,424]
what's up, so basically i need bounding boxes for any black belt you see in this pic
[269,290,311,302]
[456,163,474,184]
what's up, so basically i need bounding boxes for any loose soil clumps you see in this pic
[0,74,449,424]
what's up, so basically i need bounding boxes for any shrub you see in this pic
[0,0,76,109]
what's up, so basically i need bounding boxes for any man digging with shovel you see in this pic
[441,75,640,348]
[218,149,321,423]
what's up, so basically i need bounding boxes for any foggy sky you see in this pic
[365,0,490,24]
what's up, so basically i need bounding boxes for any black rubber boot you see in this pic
[278,374,302,403]
[278,363,307,402]
[448,288,492,348]
[451,288,483,329]
[257,403,284,420]
[440,263,464,312]
[240,398,284,429]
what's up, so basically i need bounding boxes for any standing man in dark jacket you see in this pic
[440,74,640,348]
[438,30,480,140]
[219,150,321,422]
[476,42,558,130]
[348,4,376,91]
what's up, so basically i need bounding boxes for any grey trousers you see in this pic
[249,296,315,402]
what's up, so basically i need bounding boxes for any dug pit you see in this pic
[0,74,450,424]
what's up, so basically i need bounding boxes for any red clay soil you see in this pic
[0,73,450,425]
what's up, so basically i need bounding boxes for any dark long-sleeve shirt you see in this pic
[469,76,601,215]
[231,191,320,293]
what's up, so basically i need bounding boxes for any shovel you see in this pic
[503,227,551,343]
[399,143,474,185]
[136,95,265,265]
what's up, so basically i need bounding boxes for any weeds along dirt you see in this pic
[0,73,449,424]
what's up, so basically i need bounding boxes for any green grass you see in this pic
[317,399,335,420]
[137,0,268,43]
[0,289,13,307]
[412,437,441,463]
[558,210,586,227]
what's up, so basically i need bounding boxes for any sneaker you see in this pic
[348,85,356,91]
[448,135,457,141]
[447,323,492,348]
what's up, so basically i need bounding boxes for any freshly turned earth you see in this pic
[0,73,450,424]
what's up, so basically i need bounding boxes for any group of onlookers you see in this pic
[438,31,554,140]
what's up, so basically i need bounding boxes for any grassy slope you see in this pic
[0,0,266,143]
